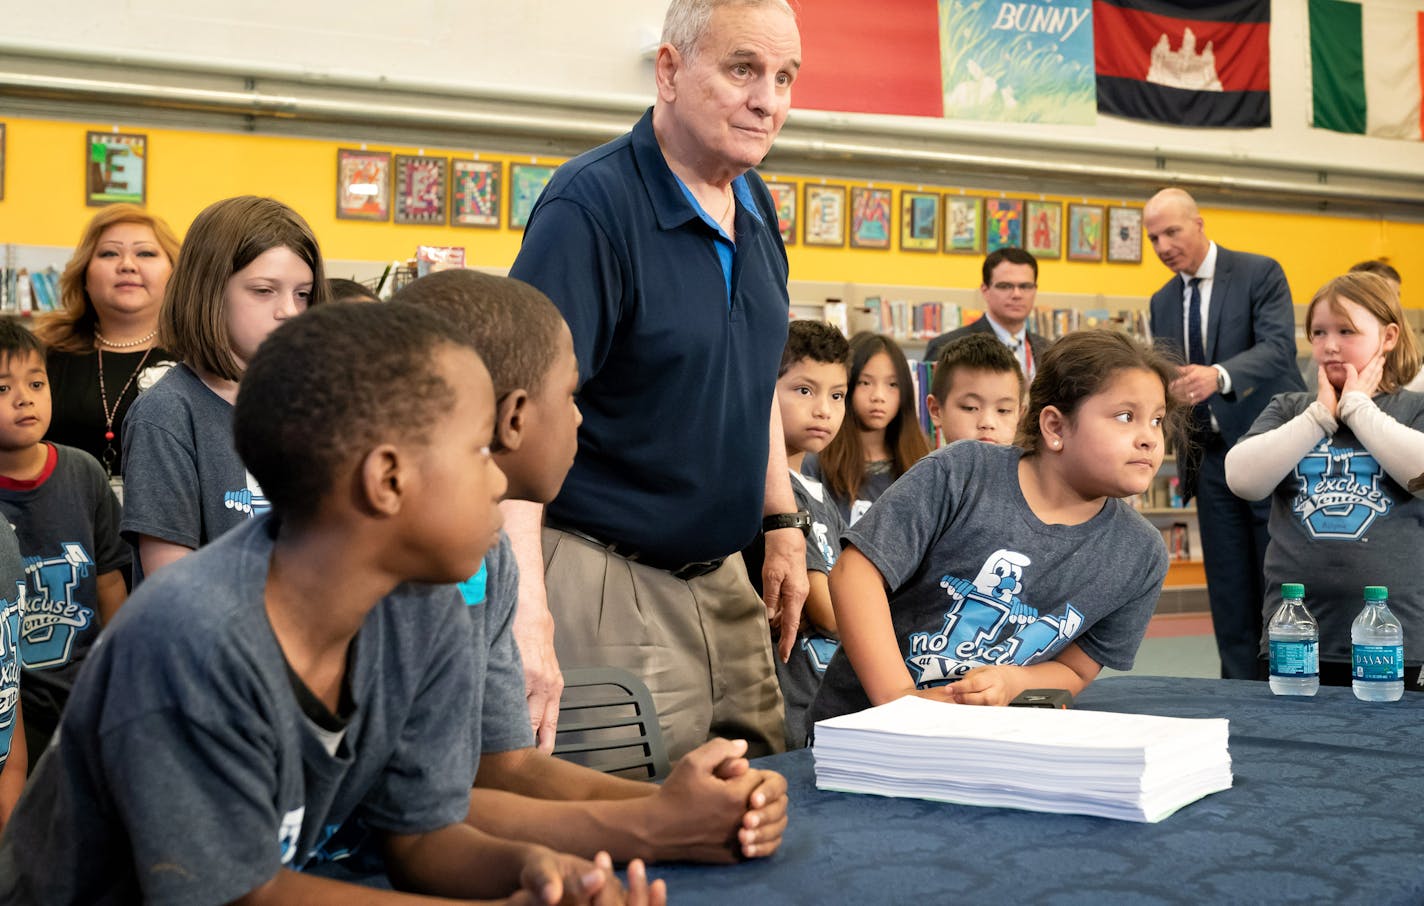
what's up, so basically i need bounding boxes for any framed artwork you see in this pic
[900,192,940,252]
[803,184,846,247]
[1108,206,1144,263]
[336,149,391,221]
[1067,204,1105,261]
[510,163,556,229]
[984,198,1024,253]
[394,155,448,226]
[765,181,797,245]
[944,195,984,254]
[850,187,893,250]
[86,131,147,206]
[1024,200,1062,260]
[451,160,501,228]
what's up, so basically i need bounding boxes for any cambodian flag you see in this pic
[1094,0,1271,128]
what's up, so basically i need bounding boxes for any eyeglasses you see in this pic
[990,282,1038,293]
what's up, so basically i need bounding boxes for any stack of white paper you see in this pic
[813,696,1231,823]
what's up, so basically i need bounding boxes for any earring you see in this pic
[1050,439,1060,449]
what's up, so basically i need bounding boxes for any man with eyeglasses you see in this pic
[925,247,1049,381]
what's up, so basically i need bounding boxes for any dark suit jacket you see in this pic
[923,315,1051,368]
[1148,244,1305,448]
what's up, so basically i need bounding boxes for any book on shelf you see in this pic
[1161,522,1191,560]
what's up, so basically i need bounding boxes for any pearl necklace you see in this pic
[95,329,157,350]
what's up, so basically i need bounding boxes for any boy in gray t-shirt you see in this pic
[0,304,651,903]
[0,320,128,760]
[748,320,853,748]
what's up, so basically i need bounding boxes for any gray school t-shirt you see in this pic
[0,521,25,773]
[779,470,844,749]
[1247,390,1424,665]
[460,529,535,755]
[120,363,268,555]
[809,441,1167,724]
[802,452,894,526]
[0,516,478,905]
[0,445,128,727]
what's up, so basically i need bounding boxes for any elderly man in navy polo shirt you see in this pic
[504,0,807,762]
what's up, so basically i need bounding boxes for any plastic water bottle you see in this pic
[1352,585,1404,702]
[1268,583,1318,696]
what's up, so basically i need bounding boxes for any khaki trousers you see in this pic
[542,527,786,761]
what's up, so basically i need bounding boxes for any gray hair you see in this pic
[661,0,796,59]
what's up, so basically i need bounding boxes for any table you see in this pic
[651,676,1424,905]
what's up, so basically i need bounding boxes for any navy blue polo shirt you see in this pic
[510,108,790,566]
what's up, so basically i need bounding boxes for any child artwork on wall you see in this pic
[1108,206,1144,263]
[850,187,893,249]
[984,198,1024,252]
[1024,200,1062,260]
[1067,203,1105,261]
[900,192,941,252]
[944,195,984,254]
[804,184,847,247]
[766,181,798,244]
[394,155,448,226]
[86,132,147,207]
[336,149,391,221]
[510,163,557,229]
[451,160,501,228]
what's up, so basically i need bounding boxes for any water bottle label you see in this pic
[1352,644,1404,681]
[1269,640,1318,678]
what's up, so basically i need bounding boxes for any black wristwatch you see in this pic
[762,510,813,536]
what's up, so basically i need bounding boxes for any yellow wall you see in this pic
[4,116,1422,305]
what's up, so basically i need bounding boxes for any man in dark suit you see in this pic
[924,248,1050,376]
[1144,188,1305,680]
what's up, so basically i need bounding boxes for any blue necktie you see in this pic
[1186,277,1205,366]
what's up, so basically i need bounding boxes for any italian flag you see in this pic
[1310,0,1424,139]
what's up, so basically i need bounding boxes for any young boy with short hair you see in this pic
[0,303,658,905]
[925,332,1026,447]
[392,269,788,864]
[754,320,851,749]
[0,521,27,830]
[0,319,127,762]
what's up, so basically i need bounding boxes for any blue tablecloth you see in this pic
[650,676,1424,905]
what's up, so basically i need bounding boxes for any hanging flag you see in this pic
[939,0,1097,125]
[1095,0,1271,128]
[1310,0,1424,140]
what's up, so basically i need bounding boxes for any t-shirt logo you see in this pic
[1292,440,1391,541]
[18,543,96,671]
[906,548,1083,685]
[0,583,22,763]
[811,521,837,568]
[223,470,271,519]
[278,806,305,865]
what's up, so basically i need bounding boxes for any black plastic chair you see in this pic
[553,666,670,781]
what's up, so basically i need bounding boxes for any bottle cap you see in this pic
[1364,585,1389,602]
[1282,583,1304,598]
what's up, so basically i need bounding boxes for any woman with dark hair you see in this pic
[39,205,181,483]
[805,332,930,524]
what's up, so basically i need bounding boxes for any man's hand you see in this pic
[762,528,809,662]
[511,849,664,905]
[514,601,564,754]
[504,499,564,753]
[646,738,787,863]
[1169,364,1219,407]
